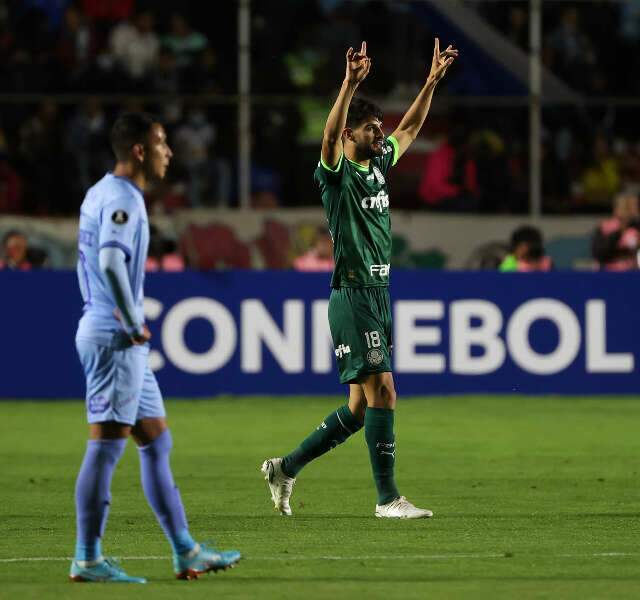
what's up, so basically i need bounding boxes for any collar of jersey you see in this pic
[109,172,143,196]
[346,157,370,172]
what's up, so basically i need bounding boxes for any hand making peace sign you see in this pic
[429,38,458,82]
[345,41,372,85]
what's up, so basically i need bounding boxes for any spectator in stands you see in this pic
[145,225,185,272]
[3,2,57,93]
[0,128,23,213]
[0,5,10,54]
[546,6,598,91]
[55,4,95,86]
[80,0,133,22]
[418,128,479,211]
[465,240,510,270]
[619,0,640,44]
[616,1,640,93]
[65,97,110,200]
[541,130,571,211]
[146,179,188,214]
[469,128,511,212]
[181,47,220,94]
[109,9,159,87]
[251,165,282,209]
[618,139,640,193]
[293,227,334,272]
[578,134,620,211]
[0,230,32,270]
[505,5,528,51]
[499,226,553,272]
[151,46,180,94]
[592,192,640,270]
[162,14,208,70]
[173,106,230,207]
[19,100,65,212]
[19,101,60,159]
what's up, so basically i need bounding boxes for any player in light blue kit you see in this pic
[71,113,240,583]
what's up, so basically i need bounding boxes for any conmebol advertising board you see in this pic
[1,271,637,397]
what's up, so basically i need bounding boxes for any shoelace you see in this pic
[198,541,222,556]
[103,557,124,572]
[279,477,295,495]
[390,496,412,509]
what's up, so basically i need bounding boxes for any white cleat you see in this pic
[375,496,433,519]
[261,457,296,516]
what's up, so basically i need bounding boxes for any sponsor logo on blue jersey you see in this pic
[88,394,109,414]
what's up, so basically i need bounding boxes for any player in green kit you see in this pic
[262,40,458,518]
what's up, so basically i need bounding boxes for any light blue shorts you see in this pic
[76,339,166,425]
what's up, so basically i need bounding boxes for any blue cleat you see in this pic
[69,557,147,583]
[173,543,241,580]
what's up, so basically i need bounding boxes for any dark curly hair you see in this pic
[510,225,544,259]
[346,97,383,129]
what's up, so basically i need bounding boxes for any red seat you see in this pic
[255,219,291,269]
[180,224,251,269]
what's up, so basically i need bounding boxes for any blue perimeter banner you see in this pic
[1,270,639,398]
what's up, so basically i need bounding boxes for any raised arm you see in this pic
[321,41,372,169]
[391,38,458,160]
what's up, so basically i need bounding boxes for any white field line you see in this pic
[0,552,639,564]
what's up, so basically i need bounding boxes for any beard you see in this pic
[364,140,384,159]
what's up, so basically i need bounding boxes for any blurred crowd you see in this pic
[1,1,235,95]
[1,1,640,219]
[0,219,333,272]
[6,189,640,272]
[0,0,240,215]
[474,1,640,214]
[477,1,640,97]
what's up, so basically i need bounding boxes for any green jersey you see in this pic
[314,136,399,288]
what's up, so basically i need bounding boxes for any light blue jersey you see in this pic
[76,173,149,346]
[74,172,162,425]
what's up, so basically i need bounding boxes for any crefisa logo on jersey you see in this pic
[335,344,351,359]
[361,191,389,212]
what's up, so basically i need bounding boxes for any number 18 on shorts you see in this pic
[328,286,393,384]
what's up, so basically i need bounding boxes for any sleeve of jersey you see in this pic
[99,246,143,335]
[316,153,345,185]
[382,136,400,174]
[98,196,139,262]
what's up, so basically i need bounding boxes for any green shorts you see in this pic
[328,286,393,384]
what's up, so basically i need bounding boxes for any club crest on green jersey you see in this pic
[367,348,384,366]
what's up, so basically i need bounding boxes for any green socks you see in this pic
[282,405,363,477]
[281,405,401,506]
[365,407,400,505]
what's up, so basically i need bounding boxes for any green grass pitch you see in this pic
[1,396,639,599]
